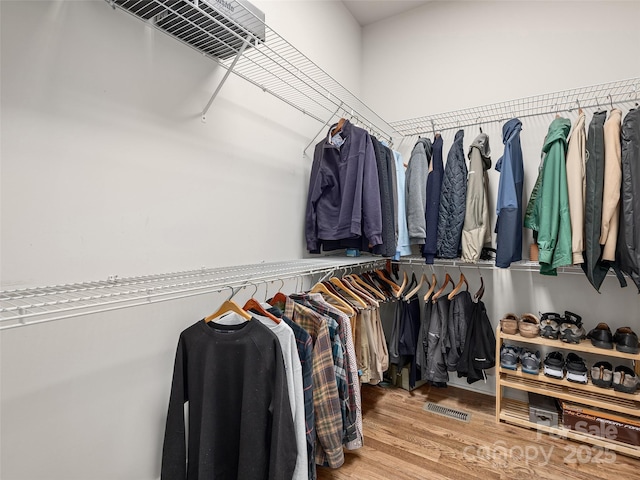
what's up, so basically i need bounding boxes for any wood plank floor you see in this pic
[317,384,640,480]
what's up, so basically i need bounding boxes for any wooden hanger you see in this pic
[447,272,469,300]
[423,273,437,302]
[243,298,280,323]
[205,300,251,323]
[331,118,346,137]
[375,269,400,294]
[394,271,409,299]
[269,292,288,307]
[310,282,355,315]
[432,273,454,303]
[342,277,376,306]
[329,277,367,308]
[348,274,385,301]
[405,273,429,300]
[474,270,485,301]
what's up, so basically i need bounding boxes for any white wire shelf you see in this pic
[390,78,640,137]
[108,0,397,142]
[0,257,385,330]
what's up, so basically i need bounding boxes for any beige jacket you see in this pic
[601,109,623,261]
[565,112,586,264]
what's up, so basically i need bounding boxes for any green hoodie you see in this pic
[524,117,572,275]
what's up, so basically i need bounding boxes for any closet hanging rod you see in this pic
[0,257,384,330]
[390,77,640,137]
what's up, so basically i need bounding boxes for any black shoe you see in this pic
[543,351,564,379]
[613,327,639,354]
[587,323,614,349]
[591,361,613,388]
[613,365,639,393]
[540,312,562,339]
[565,353,588,384]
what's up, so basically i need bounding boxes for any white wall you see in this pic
[361,0,640,395]
[0,1,361,478]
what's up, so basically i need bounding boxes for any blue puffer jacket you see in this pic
[495,119,524,268]
[437,130,467,258]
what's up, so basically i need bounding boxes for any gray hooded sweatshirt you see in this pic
[461,133,492,263]
[405,137,433,244]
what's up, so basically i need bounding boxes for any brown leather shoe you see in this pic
[519,313,540,338]
[500,313,519,335]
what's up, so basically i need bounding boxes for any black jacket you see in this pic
[437,130,467,258]
[372,137,396,257]
[617,108,640,290]
[456,299,495,384]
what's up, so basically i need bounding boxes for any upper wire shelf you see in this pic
[390,78,640,137]
[0,257,384,330]
[108,0,398,142]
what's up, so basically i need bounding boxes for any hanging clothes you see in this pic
[161,319,297,480]
[371,137,396,257]
[524,117,572,275]
[601,109,623,261]
[424,295,450,385]
[462,132,492,263]
[617,107,640,291]
[456,299,496,384]
[422,135,445,264]
[416,293,432,381]
[305,119,382,254]
[565,111,587,265]
[582,111,626,291]
[495,118,524,268]
[444,289,473,372]
[437,129,467,259]
[406,137,433,244]
[392,148,412,259]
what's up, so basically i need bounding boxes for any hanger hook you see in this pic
[226,286,237,301]
[575,97,581,111]
[608,93,614,110]
[248,281,258,299]
[277,278,284,293]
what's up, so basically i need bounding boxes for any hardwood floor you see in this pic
[316,384,640,479]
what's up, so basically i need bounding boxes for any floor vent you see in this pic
[423,402,471,423]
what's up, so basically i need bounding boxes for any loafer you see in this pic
[543,351,564,379]
[500,313,519,335]
[521,350,541,375]
[560,322,586,344]
[613,365,639,393]
[613,327,639,354]
[540,312,562,339]
[565,353,588,384]
[500,344,520,370]
[591,361,613,388]
[519,313,540,338]
[587,323,614,349]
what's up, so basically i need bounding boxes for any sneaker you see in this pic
[539,312,562,339]
[519,313,540,338]
[613,327,640,354]
[543,351,564,379]
[500,344,520,370]
[500,313,519,335]
[613,365,639,393]
[521,350,541,375]
[587,323,614,349]
[591,361,613,388]
[565,353,588,384]
[559,322,586,344]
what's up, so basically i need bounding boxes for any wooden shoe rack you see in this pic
[495,326,640,458]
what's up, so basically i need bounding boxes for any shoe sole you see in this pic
[540,329,559,339]
[500,363,517,371]
[561,333,583,344]
[543,365,563,379]
[616,344,640,354]
[522,367,540,375]
[592,379,613,388]
[613,383,638,394]
[590,339,614,349]
[566,371,588,384]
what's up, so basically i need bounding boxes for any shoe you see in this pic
[613,365,639,393]
[500,313,519,335]
[613,327,639,354]
[565,353,588,384]
[500,344,520,370]
[539,312,562,339]
[519,313,540,338]
[563,311,583,327]
[543,351,564,379]
[559,322,586,344]
[591,361,613,388]
[521,350,541,375]
[587,323,614,349]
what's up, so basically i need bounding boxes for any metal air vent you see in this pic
[111,0,265,60]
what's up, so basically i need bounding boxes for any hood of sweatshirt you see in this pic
[542,117,572,153]
[502,118,522,144]
[469,132,491,170]
[412,136,433,158]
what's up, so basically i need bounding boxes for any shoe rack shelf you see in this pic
[496,327,640,459]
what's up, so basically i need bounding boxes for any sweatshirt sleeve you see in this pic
[361,135,383,246]
[289,341,308,480]
[269,340,298,480]
[406,150,427,243]
[461,154,485,263]
[161,338,188,480]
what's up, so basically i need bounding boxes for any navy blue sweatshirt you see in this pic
[423,135,445,263]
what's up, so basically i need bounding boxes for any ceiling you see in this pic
[342,0,432,26]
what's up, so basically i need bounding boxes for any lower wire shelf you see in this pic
[499,399,640,459]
